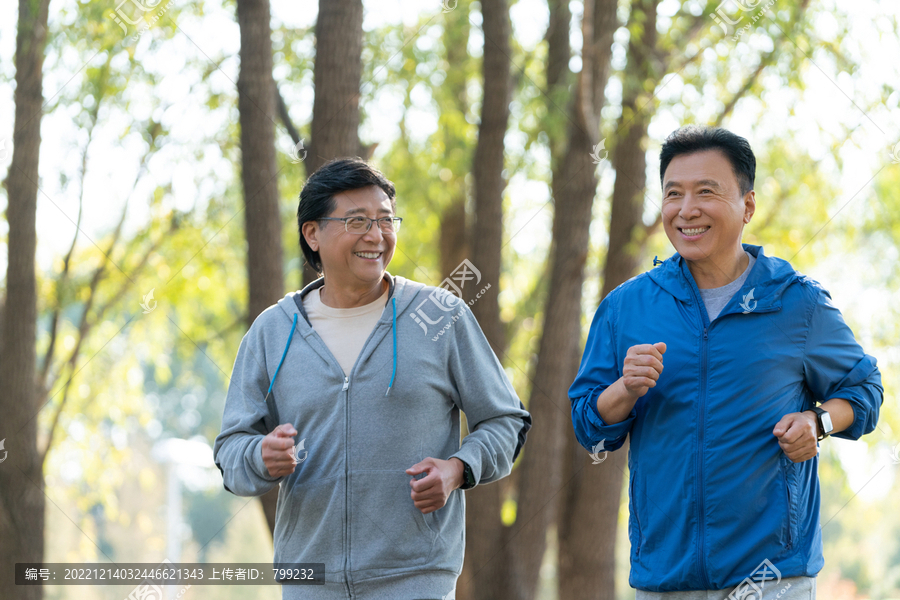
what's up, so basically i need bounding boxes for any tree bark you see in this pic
[512,1,618,599]
[302,0,364,287]
[0,0,52,598]
[459,0,512,598]
[439,1,471,282]
[557,2,658,599]
[236,0,286,538]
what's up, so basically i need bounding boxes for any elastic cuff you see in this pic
[250,435,281,482]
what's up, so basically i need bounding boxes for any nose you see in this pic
[678,192,702,220]
[362,220,385,243]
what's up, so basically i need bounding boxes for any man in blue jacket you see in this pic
[570,125,883,598]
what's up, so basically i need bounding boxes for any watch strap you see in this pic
[459,460,476,490]
[810,406,831,441]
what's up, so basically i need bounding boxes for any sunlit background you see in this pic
[1,0,899,598]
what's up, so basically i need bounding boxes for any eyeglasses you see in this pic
[318,216,403,234]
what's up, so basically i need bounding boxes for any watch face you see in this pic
[821,411,834,434]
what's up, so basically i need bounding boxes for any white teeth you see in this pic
[355,252,381,259]
[681,227,709,236]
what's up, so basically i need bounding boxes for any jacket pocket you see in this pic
[779,455,800,550]
[628,472,643,559]
[349,471,437,573]
[274,476,345,574]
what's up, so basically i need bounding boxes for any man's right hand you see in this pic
[262,423,298,478]
[622,342,667,399]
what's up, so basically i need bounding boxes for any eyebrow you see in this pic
[343,207,393,216]
[664,179,723,191]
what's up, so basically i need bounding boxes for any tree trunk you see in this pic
[512,1,617,599]
[558,2,659,599]
[236,0,286,539]
[459,0,512,598]
[302,0,364,287]
[0,0,52,598]
[439,1,471,281]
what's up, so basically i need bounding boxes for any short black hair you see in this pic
[297,157,396,272]
[659,125,756,196]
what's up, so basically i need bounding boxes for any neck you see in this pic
[687,246,748,289]
[319,275,387,308]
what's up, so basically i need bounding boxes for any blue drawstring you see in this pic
[384,298,397,396]
[267,313,298,398]
[385,297,397,396]
[653,255,663,266]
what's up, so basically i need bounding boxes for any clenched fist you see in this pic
[262,423,298,478]
[773,412,818,463]
[622,342,667,399]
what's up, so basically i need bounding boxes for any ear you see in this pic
[302,221,320,252]
[743,190,756,224]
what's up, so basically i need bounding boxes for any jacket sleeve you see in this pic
[569,291,634,453]
[447,302,532,487]
[213,323,284,496]
[802,287,883,440]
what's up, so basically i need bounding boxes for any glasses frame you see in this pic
[317,216,402,235]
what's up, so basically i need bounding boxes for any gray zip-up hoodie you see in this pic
[213,274,532,600]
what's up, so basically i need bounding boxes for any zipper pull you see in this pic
[703,327,708,340]
[342,376,349,391]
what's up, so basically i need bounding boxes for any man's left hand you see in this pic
[773,412,819,463]
[406,457,465,514]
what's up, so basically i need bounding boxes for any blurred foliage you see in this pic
[1,0,896,598]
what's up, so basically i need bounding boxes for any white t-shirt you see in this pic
[302,285,389,376]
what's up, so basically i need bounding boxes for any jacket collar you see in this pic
[647,244,801,313]
[283,272,404,327]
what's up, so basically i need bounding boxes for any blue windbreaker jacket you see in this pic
[569,244,883,592]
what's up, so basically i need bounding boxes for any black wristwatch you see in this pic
[459,460,476,490]
[809,406,834,441]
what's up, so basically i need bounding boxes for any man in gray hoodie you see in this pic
[213,157,531,600]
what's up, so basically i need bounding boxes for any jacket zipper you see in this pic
[698,326,710,588]
[684,273,712,589]
[342,375,351,598]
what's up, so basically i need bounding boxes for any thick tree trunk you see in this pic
[439,1,471,282]
[302,0,364,286]
[0,0,52,598]
[512,2,617,599]
[236,0,286,538]
[558,2,659,599]
[459,0,512,598]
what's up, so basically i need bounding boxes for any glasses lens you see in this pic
[346,217,369,233]
[378,218,400,233]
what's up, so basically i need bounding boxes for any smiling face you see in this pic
[302,185,397,291]
[661,149,755,269]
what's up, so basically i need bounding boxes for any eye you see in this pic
[347,216,367,225]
